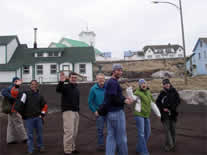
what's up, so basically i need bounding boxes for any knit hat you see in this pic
[138,79,146,86]
[162,79,170,85]
[12,77,20,83]
[112,64,123,72]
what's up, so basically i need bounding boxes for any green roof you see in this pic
[0,35,20,45]
[60,38,89,47]
[58,38,102,54]
[95,48,102,54]
[49,42,67,48]
[0,46,96,71]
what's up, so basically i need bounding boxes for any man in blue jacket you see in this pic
[88,73,106,151]
[98,64,132,155]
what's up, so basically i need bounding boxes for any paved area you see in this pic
[0,84,206,155]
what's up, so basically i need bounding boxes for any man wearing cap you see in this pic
[156,79,180,152]
[133,79,155,155]
[98,64,132,155]
[1,77,27,144]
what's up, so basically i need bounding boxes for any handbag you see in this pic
[126,87,141,112]
[1,97,13,114]
[151,102,161,117]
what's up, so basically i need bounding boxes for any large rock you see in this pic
[152,70,176,78]
[179,90,207,106]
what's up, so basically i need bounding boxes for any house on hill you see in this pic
[143,44,184,59]
[187,38,207,76]
[124,44,184,60]
[124,50,145,60]
[0,35,95,83]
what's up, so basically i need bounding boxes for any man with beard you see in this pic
[98,64,132,155]
[156,79,180,152]
[1,77,27,144]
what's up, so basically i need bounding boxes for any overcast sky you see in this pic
[0,0,206,58]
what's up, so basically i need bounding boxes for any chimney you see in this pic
[34,28,38,48]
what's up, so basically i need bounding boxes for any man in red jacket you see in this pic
[1,77,27,144]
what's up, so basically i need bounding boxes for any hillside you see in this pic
[94,58,185,78]
[121,75,207,93]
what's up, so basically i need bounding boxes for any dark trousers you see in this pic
[162,119,176,149]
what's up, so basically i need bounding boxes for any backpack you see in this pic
[1,96,12,114]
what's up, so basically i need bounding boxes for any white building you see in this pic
[143,44,184,59]
[48,30,112,61]
[124,44,184,60]
[0,35,95,83]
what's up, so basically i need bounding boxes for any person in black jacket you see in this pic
[56,72,80,155]
[15,80,48,155]
[156,79,180,152]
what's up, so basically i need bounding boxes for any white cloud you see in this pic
[0,0,206,57]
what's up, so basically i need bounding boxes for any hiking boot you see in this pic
[72,150,80,154]
[39,147,45,153]
[7,141,18,144]
[21,139,27,144]
[96,145,105,152]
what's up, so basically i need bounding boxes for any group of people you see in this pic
[88,64,180,155]
[1,78,48,155]
[1,63,180,155]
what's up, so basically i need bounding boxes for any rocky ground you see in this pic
[0,82,206,155]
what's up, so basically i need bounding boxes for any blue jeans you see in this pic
[96,116,106,146]
[135,116,151,155]
[106,110,128,155]
[25,117,43,153]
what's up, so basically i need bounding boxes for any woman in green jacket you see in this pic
[133,79,154,155]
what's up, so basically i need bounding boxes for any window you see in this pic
[199,53,201,59]
[50,64,57,74]
[147,55,152,59]
[178,54,183,57]
[48,52,59,57]
[204,51,207,59]
[155,55,161,58]
[23,65,30,74]
[36,65,43,75]
[63,65,70,71]
[54,52,59,57]
[169,54,174,58]
[79,64,86,74]
[200,41,203,47]
[37,53,43,57]
[48,53,53,57]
